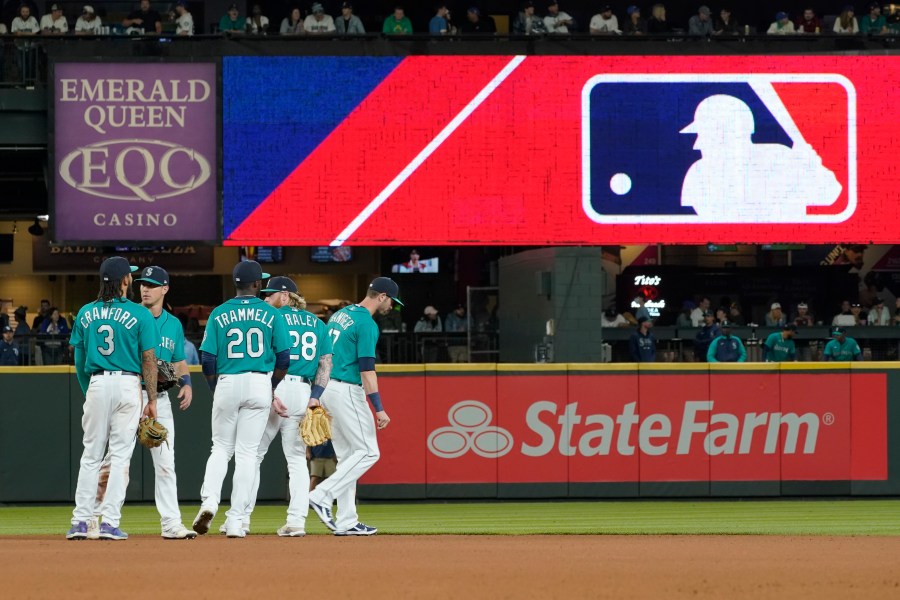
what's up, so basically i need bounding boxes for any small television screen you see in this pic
[390,248,440,274]
[0,234,12,263]
[310,247,353,263]
[239,246,283,263]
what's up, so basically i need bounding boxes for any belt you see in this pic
[92,370,139,377]
[286,375,313,384]
[331,378,361,386]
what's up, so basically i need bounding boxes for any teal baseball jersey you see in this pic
[155,310,186,363]
[327,304,379,385]
[70,297,157,374]
[200,296,291,373]
[823,337,862,361]
[763,332,796,362]
[280,306,332,379]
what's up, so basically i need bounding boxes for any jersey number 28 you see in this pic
[290,331,317,361]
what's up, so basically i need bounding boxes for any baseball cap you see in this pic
[261,276,298,293]
[771,302,781,310]
[797,302,808,309]
[783,323,798,331]
[832,327,846,337]
[699,5,711,15]
[228,3,238,10]
[775,10,788,20]
[703,310,714,317]
[134,265,170,286]
[369,277,403,306]
[468,6,480,14]
[312,2,324,13]
[637,315,650,324]
[522,0,534,7]
[83,5,94,13]
[720,320,732,328]
[50,3,61,10]
[341,1,352,7]
[100,256,138,282]
[601,4,612,11]
[233,260,270,285]
[424,305,438,316]
[2,325,11,333]
[627,5,639,15]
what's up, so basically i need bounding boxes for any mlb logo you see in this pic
[581,74,857,224]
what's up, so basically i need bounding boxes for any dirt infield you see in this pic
[2,535,899,599]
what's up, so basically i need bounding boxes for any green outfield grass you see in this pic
[0,499,898,536]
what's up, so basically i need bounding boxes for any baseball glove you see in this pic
[300,406,332,447]
[156,360,178,393]
[137,417,169,449]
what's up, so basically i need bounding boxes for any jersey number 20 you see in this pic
[226,327,264,358]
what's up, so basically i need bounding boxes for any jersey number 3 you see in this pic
[226,327,264,358]
[97,324,115,356]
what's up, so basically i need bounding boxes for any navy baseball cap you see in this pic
[832,327,846,338]
[2,325,11,333]
[100,256,138,282]
[261,276,298,293]
[233,260,269,284]
[134,265,169,286]
[369,277,403,306]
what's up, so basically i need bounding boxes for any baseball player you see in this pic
[763,323,798,362]
[193,261,291,538]
[67,257,158,541]
[243,276,332,537]
[823,327,863,361]
[93,266,196,539]
[308,276,400,536]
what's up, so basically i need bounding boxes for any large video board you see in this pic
[222,55,897,246]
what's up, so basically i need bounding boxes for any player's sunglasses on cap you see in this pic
[100,256,139,282]
[233,260,270,284]
[261,276,298,294]
[134,265,169,287]
[369,276,403,306]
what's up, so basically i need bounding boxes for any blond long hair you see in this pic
[287,292,307,310]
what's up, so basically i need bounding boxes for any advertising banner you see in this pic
[53,63,217,242]
[361,367,891,495]
[223,55,900,246]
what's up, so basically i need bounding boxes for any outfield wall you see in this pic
[1,363,897,503]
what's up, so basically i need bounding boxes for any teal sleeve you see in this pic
[74,347,90,395]
[138,310,157,353]
[199,320,217,354]
[357,320,378,359]
[318,319,333,355]
[172,322,186,363]
[272,313,291,353]
[707,338,719,363]
[69,308,83,348]
[737,340,747,362]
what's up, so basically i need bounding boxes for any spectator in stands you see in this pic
[218,3,246,33]
[690,296,710,326]
[383,5,413,34]
[0,22,6,34]
[795,7,821,33]
[765,302,786,327]
[123,0,162,34]
[445,304,468,333]
[767,11,796,34]
[430,4,454,35]
[621,5,647,35]
[694,311,720,361]
[39,307,69,365]
[589,4,618,34]
[460,7,496,34]
[728,302,745,326]
[12,0,40,80]
[714,7,739,34]
[39,307,69,335]
[246,3,269,34]
[30,299,50,331]
[281,6,303,34]
[75,5,101,34]
[544,0,574,33]
[415,306,443,333]
[602,306,629,328]
[513,0,547,34]
[832,300,856,326]
[304,2,334,34]
[860,1,888,34]
[40,3,67,33]
[629,316,656,362]
[791,302,815,327]
[676,300,695,328]
[308,440,337,491]
[688,5,713,36]
[335,2,364,34]
[633,294,651,322]
[174,0,192,35]
[0,326,20,366]
[12,306,30,365]
[894,298,900,326]
[707,322,747,363]
[833,6,859,34]
[714,306,728,324]
[867,297,891,325]
[12,4,39,34]
[763,323,797,362]
[647,3,672,33]
[823,327,862,361]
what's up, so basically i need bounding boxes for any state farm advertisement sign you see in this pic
[53,63,217,242]
[365,371,888,487]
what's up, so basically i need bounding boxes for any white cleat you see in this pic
[162,524,198,539]
[87,517,100,541]
[276,525,306,537]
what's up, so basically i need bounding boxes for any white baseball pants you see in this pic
[308,380,380,532]
[247,375,310,528]
[198,372,271,529]
[72,371,142,528]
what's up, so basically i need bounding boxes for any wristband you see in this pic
[311,384,326,400]
[366,392,384,412]
[179,374,192,387]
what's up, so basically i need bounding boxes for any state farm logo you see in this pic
[427,401,514,458]
[58,139,211,202]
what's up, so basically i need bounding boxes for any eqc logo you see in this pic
[581,74,856,224]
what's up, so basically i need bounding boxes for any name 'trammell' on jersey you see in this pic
[77,304,140,329]
[523,401,820,458]
[213,307,275,329]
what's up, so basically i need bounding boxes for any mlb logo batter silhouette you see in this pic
[581,74,856,224]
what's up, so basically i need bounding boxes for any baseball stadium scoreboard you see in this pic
[49,55,900,246]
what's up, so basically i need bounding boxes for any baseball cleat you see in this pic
[162,525,198,539]
[334,522,377,536]
[66,521,88,540]
[192,509,214,535]
[276,525,306,537]
[87,517,100,540]
[225,523,246,538]
[309,499,337,532]
[219,522,249,535]
[98,523,128,540]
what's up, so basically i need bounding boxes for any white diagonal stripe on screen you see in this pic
[329,55,527,247]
